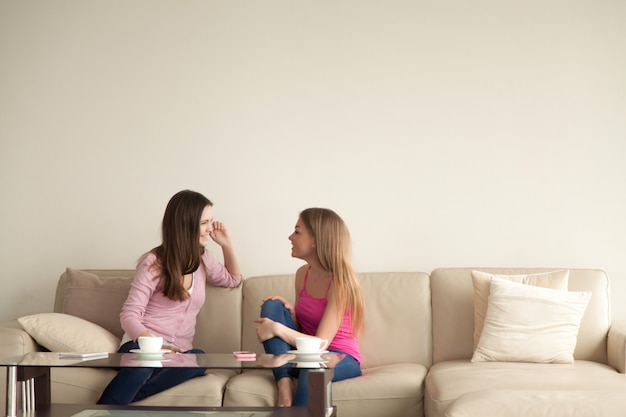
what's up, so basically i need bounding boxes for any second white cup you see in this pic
[295,337,328,353]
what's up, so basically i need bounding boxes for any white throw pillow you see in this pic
[471,277,591,364]
[471,270,569,351]
[18,312,121,353]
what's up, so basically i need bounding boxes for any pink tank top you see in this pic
[294,268,362,364]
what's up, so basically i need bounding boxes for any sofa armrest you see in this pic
[607,320,626,373]
[0,320,43,356]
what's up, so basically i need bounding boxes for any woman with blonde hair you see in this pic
[255,208,364,407]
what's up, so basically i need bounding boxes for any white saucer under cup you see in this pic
[129,348,171,359]
[287,349,329,361]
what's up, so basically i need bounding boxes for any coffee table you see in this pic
[2,352,344,417]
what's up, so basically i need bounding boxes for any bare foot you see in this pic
[277,377,294,407]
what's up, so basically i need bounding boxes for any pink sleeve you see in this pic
[119,253,160,340]
[202,250,242,288]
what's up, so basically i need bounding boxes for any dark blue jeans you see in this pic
[97,341,206,405]
[260,299,362,406]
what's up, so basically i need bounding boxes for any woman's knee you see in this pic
[260,299,286,318]
[332,355,362,381]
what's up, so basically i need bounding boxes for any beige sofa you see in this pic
[0,268,431,417]
[1,267,626,417]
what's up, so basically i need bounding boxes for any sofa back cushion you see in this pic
[241,272,432,369]
[54,269,134,338]
[54,268,242,353]
[193,280,242,353]
[430,268,610,364]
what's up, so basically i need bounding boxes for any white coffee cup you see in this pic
[138,336,163,353]
[295,337,328,353]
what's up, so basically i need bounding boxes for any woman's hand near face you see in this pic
[209,221,232,247]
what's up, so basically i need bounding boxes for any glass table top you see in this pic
[0,351,345,370]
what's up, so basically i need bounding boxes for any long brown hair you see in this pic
[152,190,212,301]
[300,208,364,336]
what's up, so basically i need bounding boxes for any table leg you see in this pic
[17,367,50,408]
[6,365,16,417]
[308,368,335,417]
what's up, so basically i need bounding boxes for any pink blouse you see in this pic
[120,250,242,351]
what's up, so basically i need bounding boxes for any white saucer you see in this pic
[129,348,171,358]
[287,350,329,360]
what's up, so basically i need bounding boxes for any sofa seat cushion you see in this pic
[223,369,276,407]
[51,368,119,404]
[445,390,626,417]
[224,363,427,417]
[425,360,626,417]
[51,368,235,407]
[135,369,235,407]
[333,363,427,417]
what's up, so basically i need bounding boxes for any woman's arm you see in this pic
[202,250,242,288]
[210,221,241,276]
[313,288,343,343]
[120,253,159,340]
[202,221,242,287]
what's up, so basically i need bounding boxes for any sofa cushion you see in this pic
[61,268,132,338]
[17,313,120,353]
[332,363,426,417]
[471,269,569,351]
[425,360,626,417]
[444,390,626,417]
[50,367,235,407]
[240,272,432,369]
[471,278,591,364]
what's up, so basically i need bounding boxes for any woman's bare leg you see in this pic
[277,377,294,407]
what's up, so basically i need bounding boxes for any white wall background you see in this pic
[1,1,625,321]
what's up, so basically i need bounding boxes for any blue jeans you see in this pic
[260,299,362,406]
[97,341,206,404]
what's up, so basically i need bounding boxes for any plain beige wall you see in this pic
[1,1,625,321]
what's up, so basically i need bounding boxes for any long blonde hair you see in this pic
[300,208,364,336]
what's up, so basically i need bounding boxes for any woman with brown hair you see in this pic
[98,189,242,404]
[255,207,364,407]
